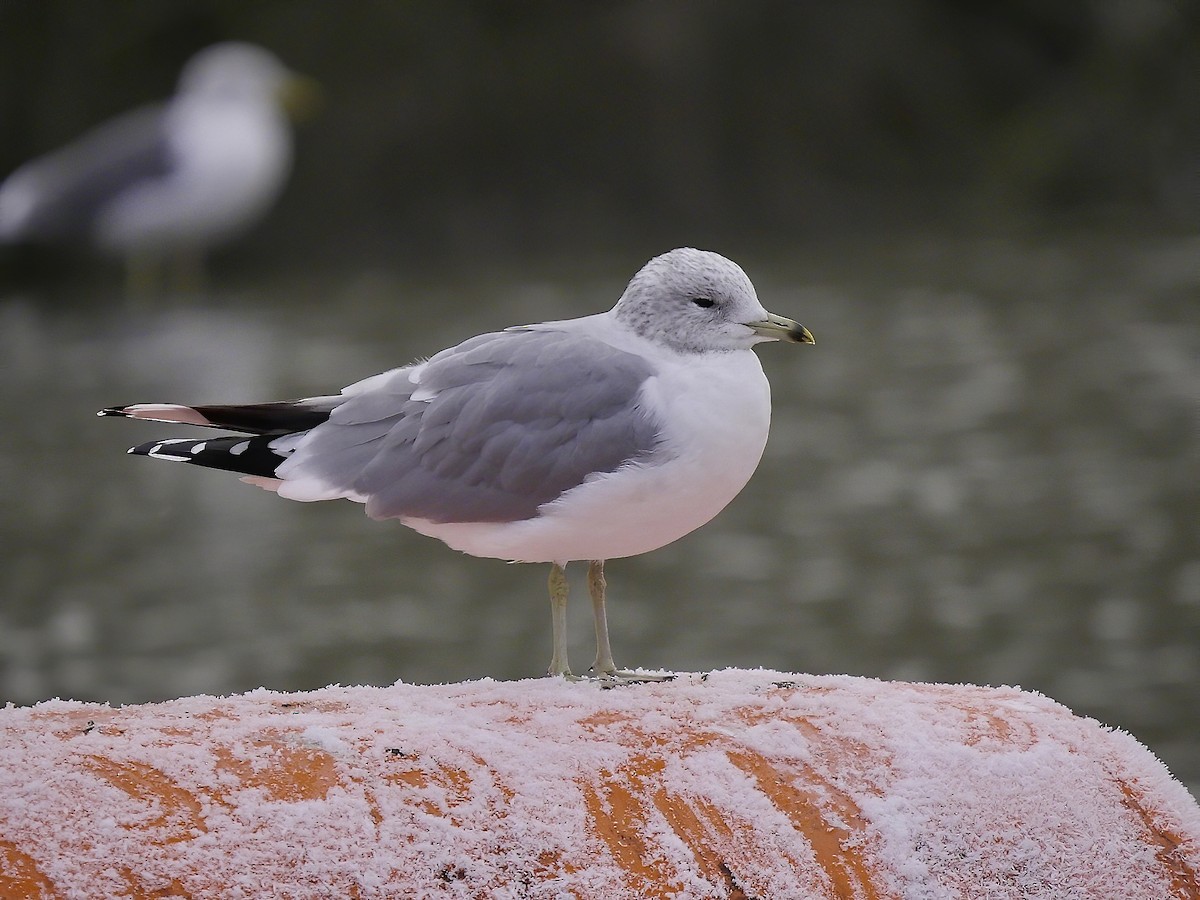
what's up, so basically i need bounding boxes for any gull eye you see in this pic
[691,297,715,309]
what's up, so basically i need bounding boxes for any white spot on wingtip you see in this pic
[190,442,207,454]
[229,440,251,455]
[143,439,194,461]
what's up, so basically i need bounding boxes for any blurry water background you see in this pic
[0,3,1196,792]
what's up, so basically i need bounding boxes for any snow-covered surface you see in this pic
[1,670,1196,899]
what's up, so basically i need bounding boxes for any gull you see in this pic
[99,248,814,679]
[0,42,316,292]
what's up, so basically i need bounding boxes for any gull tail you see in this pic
[99,398,338,488]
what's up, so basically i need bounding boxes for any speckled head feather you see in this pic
[612,248,771,353]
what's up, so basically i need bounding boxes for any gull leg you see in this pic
[124,250,161,304]
[588,559,618,675]
[171,246,207,298]
[547,563,572,677]
[588,559,674,684]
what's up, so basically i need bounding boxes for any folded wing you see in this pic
[103,328,664,526]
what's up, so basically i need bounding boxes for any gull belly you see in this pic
[404,348,772,563]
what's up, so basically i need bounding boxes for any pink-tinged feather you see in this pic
[240,475,283,492]
[121,404,212,426]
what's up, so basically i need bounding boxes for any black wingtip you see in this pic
[97,406,129,418]
[127,438,193,461]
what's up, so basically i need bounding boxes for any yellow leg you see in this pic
[588,560,618,675]
[124,250,161,304]
[587,560,673,683]
[547,563,571,677]
[171,246,207,297]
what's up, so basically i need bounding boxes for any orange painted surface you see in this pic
[0,673,1196,899]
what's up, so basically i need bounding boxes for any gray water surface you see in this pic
[2,235,1197,790]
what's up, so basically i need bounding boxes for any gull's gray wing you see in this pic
[278,328,662,523]
[0,106,172,242]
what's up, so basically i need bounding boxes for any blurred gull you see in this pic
[99,249,815,680]
[0,42,315,291]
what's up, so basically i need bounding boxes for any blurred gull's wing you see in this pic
[0,106,172,243]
